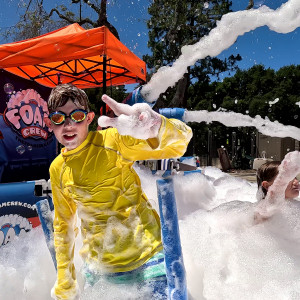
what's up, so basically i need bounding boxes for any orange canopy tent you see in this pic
[0,23,146,91]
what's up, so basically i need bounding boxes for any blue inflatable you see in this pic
[0,180,53,246]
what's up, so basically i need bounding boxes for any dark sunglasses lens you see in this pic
[50,113,65,124]
[71,110,87,122]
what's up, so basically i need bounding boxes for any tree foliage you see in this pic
[2,0,66,41]
[49,0,119,38]
[2,0,119,42]
[213,64,300,126]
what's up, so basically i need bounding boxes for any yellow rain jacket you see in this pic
[50,116,192,299]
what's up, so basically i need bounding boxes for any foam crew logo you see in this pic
[0,214,32,246]
[4,89,52,140]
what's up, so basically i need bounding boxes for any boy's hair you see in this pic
[256,161,281,197]
[48,83,91,113]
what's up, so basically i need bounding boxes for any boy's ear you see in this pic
[87,112,95,125]
[262,180,271,190]
[44,116,52,129]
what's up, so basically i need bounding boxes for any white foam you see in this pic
[184,110,300,140]
[2,163,300,299]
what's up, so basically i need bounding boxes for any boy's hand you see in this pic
[98,94,162,139]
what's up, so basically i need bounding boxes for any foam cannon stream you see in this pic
[158,108,300,141]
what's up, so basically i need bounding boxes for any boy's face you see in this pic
[45,100,94,151]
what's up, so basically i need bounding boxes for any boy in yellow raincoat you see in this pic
[44,83,192,299]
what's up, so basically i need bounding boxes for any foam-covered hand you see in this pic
[98,94,162,139]
[254,151,300,221]
[277,151,300,182]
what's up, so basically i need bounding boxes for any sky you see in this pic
[0,0,299,89]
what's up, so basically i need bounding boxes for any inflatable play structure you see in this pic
[0,70,56,246]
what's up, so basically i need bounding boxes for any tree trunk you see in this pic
[246,0,254,9]
[97,0,119,39]
[169,72,190,108]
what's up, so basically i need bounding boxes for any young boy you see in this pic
[44,83,192,300]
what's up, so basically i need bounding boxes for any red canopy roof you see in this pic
[0,23,146,89]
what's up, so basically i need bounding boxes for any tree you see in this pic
[2,0,66,41]
[2,0,119,41]
[49,0,119,39]
[144,0,241,108]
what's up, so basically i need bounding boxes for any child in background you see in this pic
[256,161,299,200]
[254,159,300,224]
[44,83,192,300]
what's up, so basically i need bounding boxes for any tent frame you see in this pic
[16,56,141,93]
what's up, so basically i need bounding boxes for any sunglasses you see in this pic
[49,109,88,125]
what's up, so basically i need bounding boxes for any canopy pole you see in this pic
[57,73,62,85]
[102,55,107,115]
